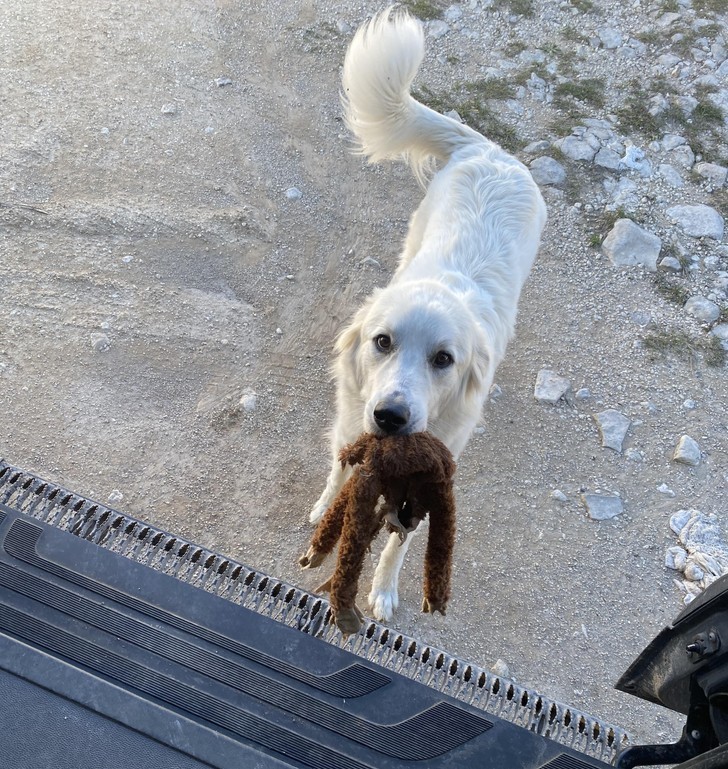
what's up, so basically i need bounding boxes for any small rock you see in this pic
[620,144,652,176]
[658,164,685,188]
[554,135,597,162]
[667,145,695,170]
[239,389,257,412]
[625,448,644,462]
[597,27,623,49]
[710,324,728,349]
[551,489,568,503]
[665,546,687,571]
[667,204,724,240]
[214,77,233,87]
[161,103,178,115]
[684,295,721,324]
[673,435,701,466]
[489,383,503,401]
[659,255,683,271]
[529,156,566,186]
[534,369,572,405]
[582,493,623,520]
[695,162,728,187]
[662,134,687,151]
[594,409,631,452]
[524,140,552,154]
[91,333,111,352]
[491,659,511,679]
[657,483,676,497]
[107,489,124,505]
[275,327,283,336]
[684,562,705,582]
[594,148,622,171]
[575,387,591,401]
[602,219,661,272]
[427,20,450,38]
[285,187,302,200]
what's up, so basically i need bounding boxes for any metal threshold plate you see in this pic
[0,458,624,768]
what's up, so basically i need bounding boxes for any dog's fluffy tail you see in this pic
[342,7,484,184]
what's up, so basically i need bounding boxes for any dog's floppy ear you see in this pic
[463,328,492,400]
[333,293,377,385]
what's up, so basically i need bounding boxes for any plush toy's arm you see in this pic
[421,483,456,616]
[299,472,358,569]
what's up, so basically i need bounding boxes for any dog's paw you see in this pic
[308,499,328,524]
[368,585,399,623]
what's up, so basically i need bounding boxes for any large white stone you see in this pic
[667,204,724,240]
[602,219,662,271]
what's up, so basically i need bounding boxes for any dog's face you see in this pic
[335,281,491,445]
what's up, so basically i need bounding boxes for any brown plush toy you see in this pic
[299,432,456,635]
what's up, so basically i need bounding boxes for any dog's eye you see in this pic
[432,350,454,369]
[374,334,392,352]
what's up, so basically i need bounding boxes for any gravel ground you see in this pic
[3,0,728,749]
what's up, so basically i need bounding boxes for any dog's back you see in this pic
[342,7,546,354]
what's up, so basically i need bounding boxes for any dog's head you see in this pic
[334,280,492,449]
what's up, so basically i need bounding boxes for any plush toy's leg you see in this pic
[329,485,381,635]
[421,488,456,616]
[299,474,357,568]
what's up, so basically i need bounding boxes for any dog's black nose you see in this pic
[373,402,410,434]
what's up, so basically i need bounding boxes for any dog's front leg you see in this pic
[368,526,421,622]
[309,458,351,523]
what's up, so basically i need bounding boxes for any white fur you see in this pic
[310,8,547,622]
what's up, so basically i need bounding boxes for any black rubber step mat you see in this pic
[0,472,613,768]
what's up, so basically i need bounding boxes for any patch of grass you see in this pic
[653,272,691,305]
[643,330,727,367]
[561,25,588,44]
[569,0,596,12]
[616,82,662,138]
[693,0,726,11]
[492,0,534,16]
[464,78,515,100]
[710,189,728,217]
[553,78,606,110]
[616,80,726,162]
[402,0,445,20]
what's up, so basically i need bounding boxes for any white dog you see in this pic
[310,7,547,622]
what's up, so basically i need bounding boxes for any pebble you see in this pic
[694,162,728,187]
[491,659,511,679]
[550,489,568,503]
[594,409,631,453]
[657,483,676,497]
[582,493,623,520]
[91,333,111,352]
[239,388,257,412]
[427,20,450,39]
[533,369,572,405]
[672,434,701,466]
[214,77,233,87]
[107,489,124,505]
[529,156,566,186]
[601,219,661,272]
[666,204,725,240]
[684,295,721,324]
[285,187,302,200]
[597,27,623,49]
[659,256,682,271]
[710,324,728,349]
[554,135,597,162]
[161,103,177,115]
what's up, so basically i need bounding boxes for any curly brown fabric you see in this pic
[299,432,456,633]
